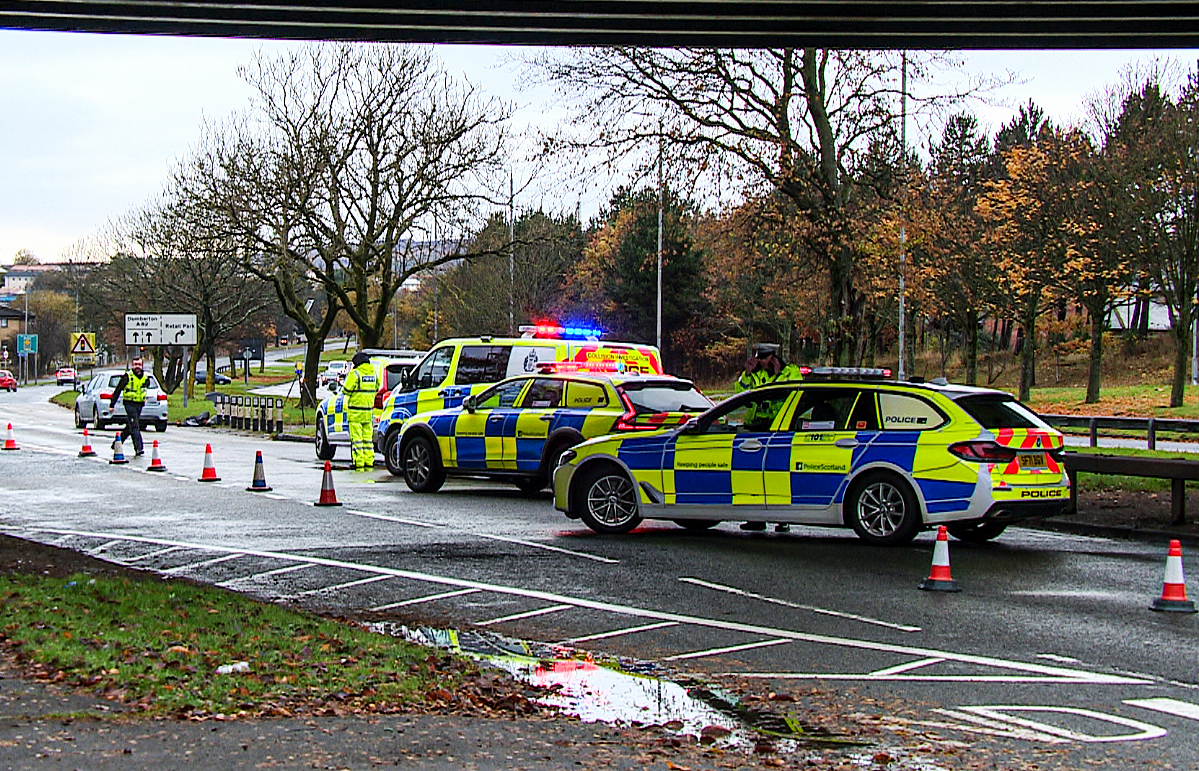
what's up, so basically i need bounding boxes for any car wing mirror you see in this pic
[463,395,477,413]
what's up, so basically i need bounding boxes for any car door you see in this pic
[450,378,529,470]
[509,377,569,472]
[775,388,865,516]
[406,345,455,415]
[445,345,512,405]
[665,388,796,511]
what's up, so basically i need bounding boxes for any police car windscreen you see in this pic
[953,394,1049,430]
[620,382,711,413]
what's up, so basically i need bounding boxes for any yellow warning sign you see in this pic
[70,333,96,356]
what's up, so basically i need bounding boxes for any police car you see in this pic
[394,365,712,494]
[314,349,425,461]
[552,369,1070,544]
[374,326,664,467]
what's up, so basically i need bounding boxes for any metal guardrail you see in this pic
[1041,414,1199,451]
[206,394,285,434]
[1063,451,1199,525]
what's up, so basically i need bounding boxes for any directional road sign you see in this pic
[124,314,197,346]
[16,334,37,355]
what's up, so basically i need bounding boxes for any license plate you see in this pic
[1018,453,1047,470]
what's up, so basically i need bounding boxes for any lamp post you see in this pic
[897,52,908,382]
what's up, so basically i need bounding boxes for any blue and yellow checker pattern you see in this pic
[554,380,1070,538]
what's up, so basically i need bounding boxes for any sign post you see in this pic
[16,334,37,384]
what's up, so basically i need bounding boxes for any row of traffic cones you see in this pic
[918,524,1197,612]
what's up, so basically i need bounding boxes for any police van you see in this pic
[372,326,663,469]
[314,348,425,461]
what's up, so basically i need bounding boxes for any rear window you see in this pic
[455,345,512,385]
[954,394,1050,430]
[618,381,711,413]
[384,365,411,392]
[107,375,160,389]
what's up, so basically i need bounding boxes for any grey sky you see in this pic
[0,29,1192,264]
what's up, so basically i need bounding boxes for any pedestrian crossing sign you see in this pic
[70,332,96,356]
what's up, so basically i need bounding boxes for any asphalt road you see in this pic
[1,383,1198,768]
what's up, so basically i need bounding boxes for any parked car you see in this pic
[74,370,170,432]
[195,370,232,385]
[0,370,15,392]
[55,367,77,386]
[318,360,352,389]
[314,350,424,461]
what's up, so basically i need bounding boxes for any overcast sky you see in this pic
[1,28,1194,265]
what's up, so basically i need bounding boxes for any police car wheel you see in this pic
[846,472,921,545]
[946,521,1007,543]
[384,431,403,477]
[575,466,641,534]
[402,435,445,493]
[314,422,335,461]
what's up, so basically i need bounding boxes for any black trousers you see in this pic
[119,401,145,453]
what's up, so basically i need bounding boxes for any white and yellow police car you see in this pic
[394,365,712,494]
[553,369,1070,544]
[314,349,425,461]
[374,325,664,470]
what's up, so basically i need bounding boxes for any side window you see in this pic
[879,393,946,430]
[562,381,608,409]
[847,391,880,431]
[413,347,454,390]
[789,389,859,432]
[455,346,512,385]
[476,379,527,409]
[519,378,566,409]
[701,388,793,433]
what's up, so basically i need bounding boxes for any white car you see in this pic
[74,370,170,432]
[318,361,352,389]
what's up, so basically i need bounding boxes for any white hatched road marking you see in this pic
[124,545,185,562]
[293,574,392,597]
[941,705,1167,743]
[345,508,619,564]
[558,621,680,645]
[85,539,123,556]
[371,588,481,612]
[662,638,792,661]
[1126,698,1199,721]
[218,563,315,587]
[0,524,1151,686]
[869,657,947,677]
[679,576,921,632]
[162,553,245,574]
[477,604,575,626]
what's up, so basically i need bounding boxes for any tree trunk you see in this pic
[965,309,979,386]
[1018,303,1037,403]
[1085,309,1103,404]
[1172,323,1189,408]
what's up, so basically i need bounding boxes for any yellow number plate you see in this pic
[1018,453,1047,470]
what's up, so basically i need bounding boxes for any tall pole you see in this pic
[897,52,908,382]
[508,171,515,336]
[656,123,664,352]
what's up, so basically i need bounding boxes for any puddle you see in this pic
[365,622,862,755]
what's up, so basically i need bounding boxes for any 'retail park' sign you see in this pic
[124,314,198,347]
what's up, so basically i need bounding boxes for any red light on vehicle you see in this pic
[100,392,113,400]
[948,440,1018,462]
[536,361,624,374]
[799,366,812,375]
[374,387,391,410]
[156,393,168,401]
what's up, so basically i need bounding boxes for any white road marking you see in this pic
[945,705,1167,743]
[262,493,289,501]
[293,574,393,597]
[662,638,792,661]
[0,525,1150,686]
[869,657,946,677]
[896,713,1069,744]
[344,508,619,564]
[124,545,184,562]
[736,672,1128,684]
[679,576,921,632]
[1037,653,1082,664]
[558,621,680,644]
[477,604,575,626]
[162,553,245,574]
[85,539,123,556]
[370,588,481,611]
[218,563,315,587]
[1125,697,1199,721]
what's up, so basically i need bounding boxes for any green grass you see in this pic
[0,573,463,718]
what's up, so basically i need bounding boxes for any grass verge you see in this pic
[0,571,474,719]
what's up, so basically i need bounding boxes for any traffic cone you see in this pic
[314,460,342,507]
[78,429,97,457]
[1151,539,1197,613]
[109,434,129,465]
[246,451,273,492]
[198,443,221,482]
[2,423,17,451]
[918,525,961,592]
[146,440,166,472]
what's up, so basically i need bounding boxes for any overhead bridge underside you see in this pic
[1,1,1197,48]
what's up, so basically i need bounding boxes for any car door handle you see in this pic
[739,439,763,451]
[539,415,554,421]
[487,415,503,422]
[834,438,859,448]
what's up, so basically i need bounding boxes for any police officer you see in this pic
[341,351,378,470]
[109,357,149,456]
[736,344,803,533]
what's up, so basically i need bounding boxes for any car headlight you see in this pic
[557,449,577,467]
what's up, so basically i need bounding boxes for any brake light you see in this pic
[614,391,658,431]
[374,387,391,410]
[100,392,113,400]
[157,393,169,401]
[948,441,1018,462]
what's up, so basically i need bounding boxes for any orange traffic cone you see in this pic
[2,423,17,450]
[919,526,961,592]
[1151,540,1197,613]
[78,429,97,457]
[314,460,342,507]
[109,434,129,465]
[198,444,221,482]
[147,440,166,472]
[246,451,273,492]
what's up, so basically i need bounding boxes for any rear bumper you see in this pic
[981,499,1072,523]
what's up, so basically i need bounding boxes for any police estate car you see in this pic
[552,370,1070,544]
[373,326,663,466]
[315,349,425,461]
[393,365,712,494]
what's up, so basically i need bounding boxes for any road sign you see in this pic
[16,334,37,355]
[69,332,96,356]
[124,313,197,346]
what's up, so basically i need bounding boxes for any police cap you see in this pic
[752,343,780,359]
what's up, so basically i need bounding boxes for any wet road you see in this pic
[1,384,1198,767]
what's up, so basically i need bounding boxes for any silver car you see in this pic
[74,370,170,432]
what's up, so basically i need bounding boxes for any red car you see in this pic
[0,370,15,392]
